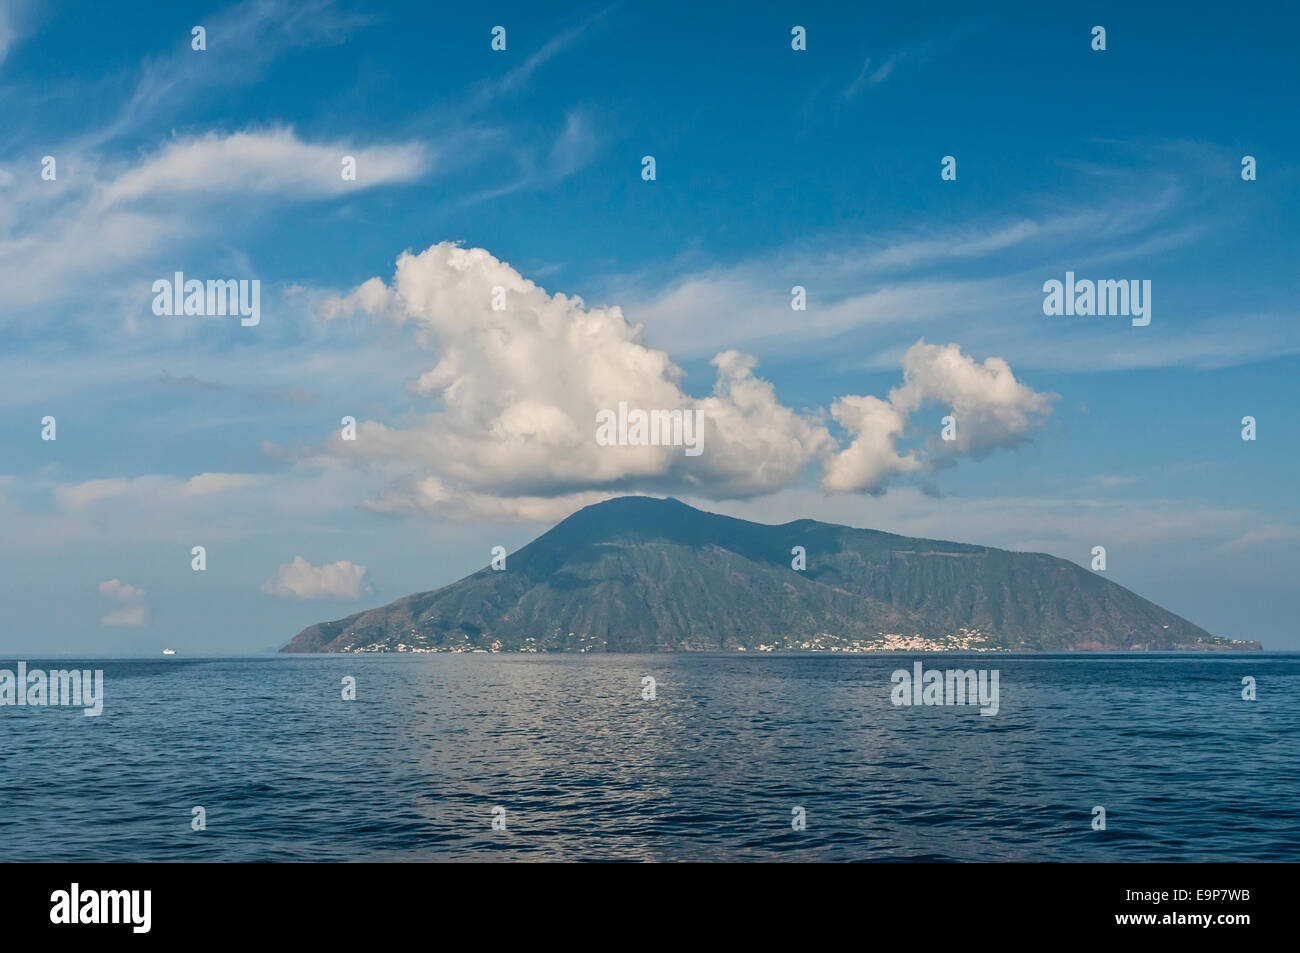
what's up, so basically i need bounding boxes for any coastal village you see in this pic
[342,627,1000,654]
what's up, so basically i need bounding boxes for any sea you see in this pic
[1,653,1296,862]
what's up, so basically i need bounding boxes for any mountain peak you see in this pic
[282,498,1260,654]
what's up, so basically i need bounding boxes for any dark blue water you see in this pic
[1,654,1295,861]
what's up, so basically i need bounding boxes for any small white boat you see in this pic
[162,648,176,656]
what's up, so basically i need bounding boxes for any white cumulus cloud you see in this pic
[262,556,374,600]
[822,394,922,494]
[320,243,834,513]
[315,243,1054,516]
[820,340,1056,492]
[890,339,1056,458]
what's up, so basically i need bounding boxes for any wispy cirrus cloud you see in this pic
[85,0,377,148]
[55,473,265,510]
[0,2,22,66]
[469,4,618,107]
[843,53,902,99]
[609,183,1299,373]
[0,127,430,315]
[99,128,429,206]
[841,27,973,100]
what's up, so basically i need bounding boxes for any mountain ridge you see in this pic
[281,496,1261,653]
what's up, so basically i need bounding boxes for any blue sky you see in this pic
[0,0,1297,653]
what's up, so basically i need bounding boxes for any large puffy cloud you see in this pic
[261,556,373,600]
[890,340,1056,459]
[822,395,921,494]
[318,243,1053,517]
[322,243,834,513]
[819,339,1056,492]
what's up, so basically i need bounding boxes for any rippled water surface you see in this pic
[1,653,1296,861]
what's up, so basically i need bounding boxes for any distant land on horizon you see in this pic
[281,496,1262,654]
